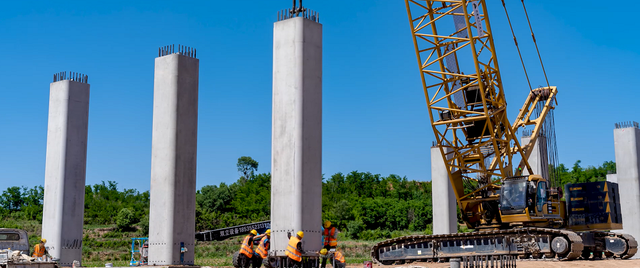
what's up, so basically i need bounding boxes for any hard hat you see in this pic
[41,238,46,243]
[324,220,331,228]
[320,248,328,255]
[250,230,258,235]
[265,229,271,236]
[297,231,304,238]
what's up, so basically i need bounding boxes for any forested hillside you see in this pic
[0,158,617,241]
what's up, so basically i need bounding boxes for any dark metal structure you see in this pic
[195,221,270,242]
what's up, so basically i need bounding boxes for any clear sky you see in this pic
[1,0,638,192]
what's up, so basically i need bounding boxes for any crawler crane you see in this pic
[371,0,636,263]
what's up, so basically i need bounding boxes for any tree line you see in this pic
[0,158,617,240]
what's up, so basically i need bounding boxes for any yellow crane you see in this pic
[370,0,636,263]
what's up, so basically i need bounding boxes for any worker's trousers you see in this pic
[287,257,302,268]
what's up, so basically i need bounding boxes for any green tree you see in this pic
[116,208,136,230]
[237,156,259,183]
[0,186,23,211]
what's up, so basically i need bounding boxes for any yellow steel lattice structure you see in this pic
[404,0,532,206]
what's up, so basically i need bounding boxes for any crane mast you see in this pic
[405,0,557,228]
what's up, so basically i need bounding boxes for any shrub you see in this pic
[116,208,135,230]
[358,229,390,241]
[139,214,149,236]
[346,220,364,239]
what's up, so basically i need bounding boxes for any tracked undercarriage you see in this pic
[371,228,637,264]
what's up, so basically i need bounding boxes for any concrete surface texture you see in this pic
[270,16,323,255]
[521,135,549,180]
[148,53,199,265]
[41,80,90,266]
[431,147,457,235]
[613,126,640,242]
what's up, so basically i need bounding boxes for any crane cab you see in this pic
[499,175,564,226]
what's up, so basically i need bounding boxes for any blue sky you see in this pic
[1,0,638,192]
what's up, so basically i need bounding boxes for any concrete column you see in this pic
[41,75,90,266]
[432,147,457,234]
[271,16,323,255]
[606,174,622,232]
[521,134,549,179]
[148,48,199,265]
[613,123,640,239]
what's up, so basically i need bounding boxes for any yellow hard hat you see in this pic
[324,220,331,228]
[40,238,46,243]
[297,231,304,238]
[250,230,258,235]
[320,248,328,255]
[265,229,271,236]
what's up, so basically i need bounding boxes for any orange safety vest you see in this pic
[239,235,254,258]
[32,244,45,257]
[334,251,345,263]
[256,236,269,258]
[285,236,302,262]
[323,227,337,247]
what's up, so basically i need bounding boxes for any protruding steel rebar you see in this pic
[52,71,89,83]
[277,0,318,22]
[158,44,198,58]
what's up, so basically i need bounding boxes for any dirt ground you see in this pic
[341,259,640,268]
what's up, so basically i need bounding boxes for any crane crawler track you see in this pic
[371,227,635,264]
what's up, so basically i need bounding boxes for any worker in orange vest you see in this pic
[321,221,337,268]
[253,229,271,268]
[32,238,48,260]
[285,231,305,268]
[319,248,345,268]
[239,230,258,268]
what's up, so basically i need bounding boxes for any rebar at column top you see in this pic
[158,44,198,59]
[52,71,89,84]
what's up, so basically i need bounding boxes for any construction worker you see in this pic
[322,220,337,249]
[32,238,48,260]
[285,231,305,268]
[239,230,258,268]
[319,248,345,268]
[321,220,337,268]
[253,229,271,268]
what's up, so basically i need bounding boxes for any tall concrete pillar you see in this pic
[613,121,640,239]
[148,45,199,265]
[42,72,90,266]
[521,134,549,179]
[270,13,323,256]
[432,146,457,234]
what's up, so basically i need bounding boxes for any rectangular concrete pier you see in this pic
[521,134,549,179]
[148,46,199,265]
[42,73,90,266]
[270,15,323,255]
[612,122,640,239]
[431,146,457,234]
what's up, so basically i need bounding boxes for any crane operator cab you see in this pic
[499,175,562,226]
